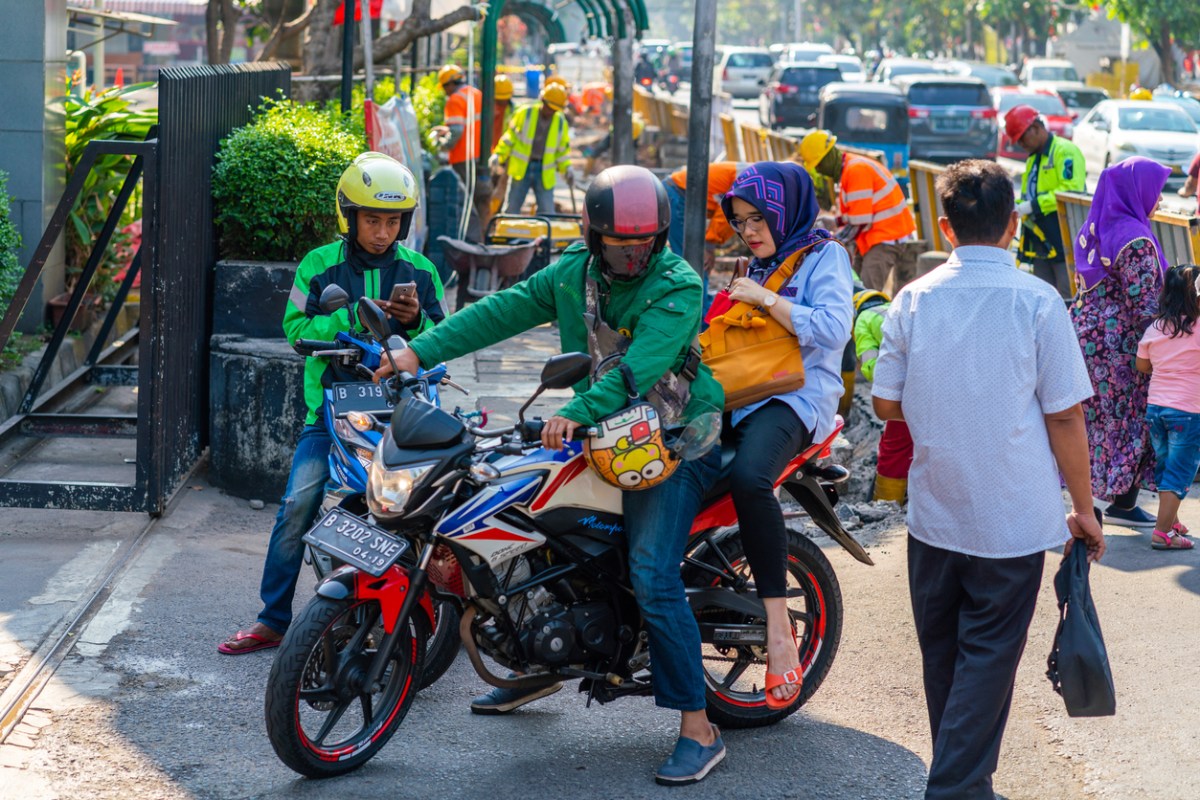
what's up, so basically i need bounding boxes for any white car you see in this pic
[715,46,776,99]
[819,54,865,82]
[1020,58,1083,88]
[779,41,835,64]
[1072,100,1200,176]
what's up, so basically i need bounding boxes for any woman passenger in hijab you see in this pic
[1072,156,1170,529]
[718,162,854,708]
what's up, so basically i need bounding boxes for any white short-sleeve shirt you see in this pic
[871,245,1094,558]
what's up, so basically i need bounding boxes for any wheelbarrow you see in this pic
[485,213,584,280]
[437,235,542,309]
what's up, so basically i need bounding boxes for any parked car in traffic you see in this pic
[874,58,948,84]
[1053,86,1109,115]
[818,82,911,186]
[777,41,835,64]
[1072,100,1200,176]
[945,60,1019,88]
[993,88,1075,160]
[1020,58,1082,87]
[759,62,845,128]
[1152,90,1200,128]
[820,54,866,82]
[895,74,997,162]
[715,47,776,99]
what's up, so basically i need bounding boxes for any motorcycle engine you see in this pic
[519,602,616,666]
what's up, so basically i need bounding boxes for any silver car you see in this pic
[894,75,997,162]
[715,47,775,99]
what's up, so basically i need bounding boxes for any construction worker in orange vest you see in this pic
[434,64,485,238]
[800,131,917,293]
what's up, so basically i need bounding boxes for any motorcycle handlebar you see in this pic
[293,338,338,356]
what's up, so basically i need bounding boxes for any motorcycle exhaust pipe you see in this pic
[459,606,563,691]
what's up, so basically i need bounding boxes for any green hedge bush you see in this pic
[0,171,22,316]
[213,96,364,261]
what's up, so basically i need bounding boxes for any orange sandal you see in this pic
[764,631,802,710]
[1151,530,1194,550]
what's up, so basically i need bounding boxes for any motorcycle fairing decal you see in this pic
[529,455,590,512]
[351,565,436,634]
[452,517,547,566]
[435,475,541,536]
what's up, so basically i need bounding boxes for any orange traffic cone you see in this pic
[114,67,124,88]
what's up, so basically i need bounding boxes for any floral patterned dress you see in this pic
[1070,238,1162,500]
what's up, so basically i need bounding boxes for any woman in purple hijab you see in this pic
[1071,156,1170,526]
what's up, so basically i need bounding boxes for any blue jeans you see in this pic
[623,445,723,711]
[258,425,331,633]
[505,158,556,215]
[663,178,710,313]
[1147,404,1200,499]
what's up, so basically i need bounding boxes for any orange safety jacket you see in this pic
[838,154,916,255]
[669,162,745,246]
[444,85,483,164]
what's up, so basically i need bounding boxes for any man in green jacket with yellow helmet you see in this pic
[379,165,730,786]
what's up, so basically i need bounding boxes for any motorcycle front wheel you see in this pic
[689,528,843,729]
[265,596,426,777]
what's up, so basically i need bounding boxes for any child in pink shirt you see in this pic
[1136,264,1200,550]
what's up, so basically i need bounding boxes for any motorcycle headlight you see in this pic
[367,457,434,519]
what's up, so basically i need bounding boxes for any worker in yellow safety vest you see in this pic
[489,83,578,215]
[800,130,917,293]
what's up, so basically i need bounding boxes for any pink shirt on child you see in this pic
[1137,320,1200,414]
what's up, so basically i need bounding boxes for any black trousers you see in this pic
[725,401,812,598]
[907,534,1045,800]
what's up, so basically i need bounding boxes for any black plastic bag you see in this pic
[1046,540,1116,717]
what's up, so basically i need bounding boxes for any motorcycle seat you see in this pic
[699,443,738,504]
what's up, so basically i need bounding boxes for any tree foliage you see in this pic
[1101,0,1200,84]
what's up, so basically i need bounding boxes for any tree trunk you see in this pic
[206,0,221,64]
[1157,21,1176,86]
[220,0,239,65]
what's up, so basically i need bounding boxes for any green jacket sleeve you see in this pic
[282,249,352,345]
[408,261,559,366]
[557,278,701,426]
[854,309,885,383]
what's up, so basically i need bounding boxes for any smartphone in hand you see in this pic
[389,282,417,303]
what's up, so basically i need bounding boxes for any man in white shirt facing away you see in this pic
[871,159,1106,800]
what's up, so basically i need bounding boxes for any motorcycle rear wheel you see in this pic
[692,528,843,729]
[265,596,426,777]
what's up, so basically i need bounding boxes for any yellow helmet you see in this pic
[437,64,465,88]
[853,288,890,315]
[799,130,837,170]
[1129,87,1153,101]
[336,152,419,240]
[494,74,514,101]
[545,74,571,92]
[540,83,569,112]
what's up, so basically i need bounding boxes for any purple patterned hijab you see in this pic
[1074,156,1170,293]
[721,161,831,276]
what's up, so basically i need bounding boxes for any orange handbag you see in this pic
[699,246,814,410]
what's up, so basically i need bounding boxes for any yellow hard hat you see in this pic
[494,74,514,101]
[541,83,569,112]
[336,152,419,239]
[438,64,465,88]
[545,74,571,92]
[799,130,837,170]
[1129,87,1153,101]
[853,289,890,315]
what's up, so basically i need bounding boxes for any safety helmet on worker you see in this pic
[853,288,890,316]
[540,83,569,112]
[336,152,419,242]
[494,74,514,101]
[798,130,838,170]
[437,64,465,89]
[1129,87,1153,101]
[1004,104,1042,142]
[544,74,571,92]
[583,165,671,280]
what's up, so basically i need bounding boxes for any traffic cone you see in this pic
[114,67,124,88]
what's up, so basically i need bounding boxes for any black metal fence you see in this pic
[0,63,290,514]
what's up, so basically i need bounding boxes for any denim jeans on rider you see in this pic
[622,445,723,711]
[257,425,331,634]
[504,158,556,215]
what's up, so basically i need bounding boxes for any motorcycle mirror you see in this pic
[319,284,350,314]
[357,297,391,342]
[540,352,593,390]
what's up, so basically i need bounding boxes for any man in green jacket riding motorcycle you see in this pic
[379,165,729,786]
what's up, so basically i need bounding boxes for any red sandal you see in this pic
[764,630,802,710]
[1151,530,1194,550]
[217,628,282,655]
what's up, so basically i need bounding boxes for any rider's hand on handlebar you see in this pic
[374,346,421,383]
[541,415,578,451]
[378,296,421,326]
